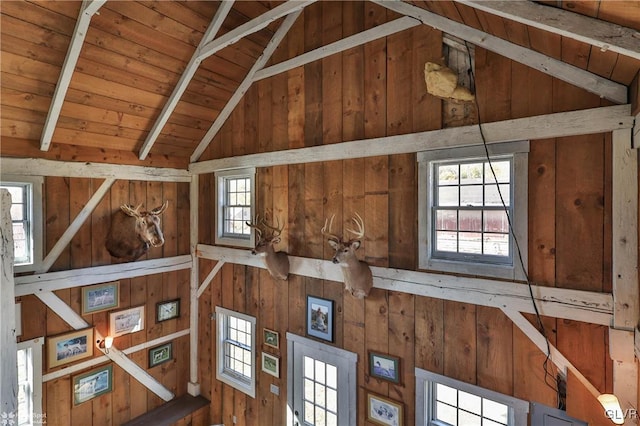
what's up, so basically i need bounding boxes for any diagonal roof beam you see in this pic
[40,0,107,151]
[375,0,627,104]
[457,0,640,61]
[190,10,305,162]
[138,1,235,160]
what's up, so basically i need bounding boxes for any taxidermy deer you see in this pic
[105,201,168,261]
[322,213,373,299]
[246,215,289,280]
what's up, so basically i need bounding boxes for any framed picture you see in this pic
[73,364,113,405]
[367,392,404,426]
[263,328,279,349]
[307,296,334,342]
[82,281,119,315]
[47,328,94,368]
[369,352,401,384]
[261,352,280,378]
[149,342,173,368]
[109,305,145,337]
[156,298,180,322]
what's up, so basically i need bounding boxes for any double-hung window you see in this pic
[16,337,44,426]
[215,307,256,398]
[215,168,255,248]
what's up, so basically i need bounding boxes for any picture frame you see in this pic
[306,296,334,342]
[82,281,119,315]
[109,305,145,337]
[367,392,404,426]
[369,351,401,384]
[263,328,279,349]
[261,352,280,378]
[156,298,180,322]
[149,342,173,368]
[73,364,113,405]
[47,328,94,368]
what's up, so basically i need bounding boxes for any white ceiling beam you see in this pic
[40,0,107,151]
[374,0,627,104]
[457,0,640,60]
[138,1,235,160]
[191,9,303,162]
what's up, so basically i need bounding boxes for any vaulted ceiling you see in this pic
[2,1,639,169]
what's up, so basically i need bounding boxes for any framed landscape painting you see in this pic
[369,351,401,384]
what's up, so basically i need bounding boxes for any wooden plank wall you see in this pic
[16,179,194,426]
[197,2,618,425]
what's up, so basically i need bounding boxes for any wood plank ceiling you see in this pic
[1,1,639,169]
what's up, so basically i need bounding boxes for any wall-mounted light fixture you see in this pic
[97,336,113,354]
[598,394,624,425]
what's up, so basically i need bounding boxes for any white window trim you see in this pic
[415,368,529,426]
[418,141,528,281]
[215,306,256,398]
[17,337,44,426]
[215,168,256,248]
[0,175,44,273]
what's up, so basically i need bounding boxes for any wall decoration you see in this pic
[156,298,180,322]
[367,392,404,426]
[109,305,145,337]
[369,351,401,384]
[263,328,279,349]
[306,296,334,342]
[82,281,119,315]
[261,352,280,378]
[72,364,113,405]
[149,342,173,368]
[47,328,94,368]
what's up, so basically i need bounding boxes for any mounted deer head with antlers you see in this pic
[322,213,373,299]
[246,215,290,281]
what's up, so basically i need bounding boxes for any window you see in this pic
[418,142,528,280]
[416,369,529,426]
[215,307,256,397]
[215,168,255,248]
[16,337,44,426]
[0,176,43,272]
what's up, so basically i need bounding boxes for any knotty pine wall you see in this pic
[196,3,625,426]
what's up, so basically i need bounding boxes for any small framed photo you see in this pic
[263,328,279,349]
[369,351,401,384]
[149,342,173,368]
[73,364,113,405]
[47,328,94,368]
[82,281,119,315]
[110,305,145,337]
[306,296,334,342]
[367,392,404,426]
[156,299,180,322]
[261,352,280,378]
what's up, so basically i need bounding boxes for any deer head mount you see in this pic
[246,215,290,281]
[322,213,373,299]
[105,201,168,261]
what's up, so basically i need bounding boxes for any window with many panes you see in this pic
[215,168,255,248]
[418,142,528,280]
[16,337,44,426]
[215,307,256,397]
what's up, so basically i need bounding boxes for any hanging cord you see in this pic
[462,42,561,403]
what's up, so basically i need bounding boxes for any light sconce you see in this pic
[598,394,624,425]
[97,336,113,354]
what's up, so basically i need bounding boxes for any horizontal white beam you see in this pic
[198,245,613,325]
[190,104,632,173]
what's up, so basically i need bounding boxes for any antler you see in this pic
[321,214,340,242]
[245,215,263,240]
[121,203,143,217]
[345,212,365,240]
[261,216,284,238]
[150,200,169,215]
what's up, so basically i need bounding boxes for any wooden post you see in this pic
[187,175,200,396]
[0,189,18,416]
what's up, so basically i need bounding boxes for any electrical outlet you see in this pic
[270,384,280,395]
[233,415,237,424]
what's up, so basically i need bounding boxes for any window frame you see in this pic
[16,337,44,426]
[418,141,528,280]
[415,368,529,426]
[0,176,43,273]
[215,306,256,398]
[215,168,256,248]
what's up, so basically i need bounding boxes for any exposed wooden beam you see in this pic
[40,0,107,151]
[1,190,17,416]
[188,176,200,396]
[374,0,627,103]
[191,10,303,162]
[197,261,225,298]
[457,0,640,60]
[189,104,633,173]
[138,1,235,160]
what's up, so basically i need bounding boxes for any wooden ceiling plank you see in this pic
[138,1,234,160]
[375,0,627,104]
[457,0,640,60]
[40,0,106,152]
